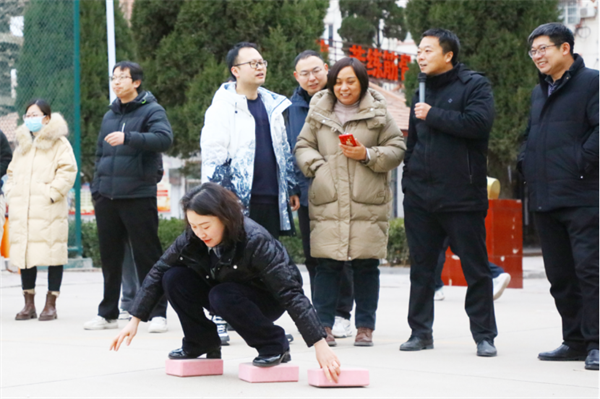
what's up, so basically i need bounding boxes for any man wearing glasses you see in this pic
[518,23,599,371]
[201,42,299,238]
[84,61,172,333]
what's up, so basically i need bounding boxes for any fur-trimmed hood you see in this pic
[15,113,69,154]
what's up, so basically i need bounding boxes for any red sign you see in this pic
[319,39,330,54]
[348,44,411,82]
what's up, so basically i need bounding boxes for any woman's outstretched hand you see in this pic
[110,317,140,352]
[314,338,341,383]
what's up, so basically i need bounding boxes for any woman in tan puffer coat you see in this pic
[295,58,405,347]
[5,99,77,321]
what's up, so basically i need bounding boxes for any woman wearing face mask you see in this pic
[110,183,341,383]
[295,58,406,347]
[4,98,77,321]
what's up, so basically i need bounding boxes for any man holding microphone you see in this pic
[400,29,498,357]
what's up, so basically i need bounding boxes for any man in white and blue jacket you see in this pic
[201,42,299,240]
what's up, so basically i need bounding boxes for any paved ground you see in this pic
[1,257,597,398]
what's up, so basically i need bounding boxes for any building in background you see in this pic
[559,0,598,69]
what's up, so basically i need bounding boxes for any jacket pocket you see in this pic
[351,163,389,205]
[309,163,337,206]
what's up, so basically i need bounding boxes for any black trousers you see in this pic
[249,201,280,239]
[404,205,497,343]
[20,266,63,291]
[434,237,505,290]
[163,267,289,356]
[298,205,354,319]
[534,207,599,351]
[94,196,167,320]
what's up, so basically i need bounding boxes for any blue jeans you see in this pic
[120,240,138,312]
[313,258,379,330]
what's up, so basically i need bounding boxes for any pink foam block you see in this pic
[165,359,223,377]
[238,362,299,383]
[307,368,370,387]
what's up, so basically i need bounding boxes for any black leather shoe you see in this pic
[399,336,433,351]
[168,347,221,360]
[585,349,599,370]
[252,351,291,367]
[477,340,497,357]
[538,344,586,361]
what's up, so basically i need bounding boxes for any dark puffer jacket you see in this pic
[402,63,495,212]
[518,55,598,212]
[92,91,173,199]
[285,86,313,207]
[129,217,326,347]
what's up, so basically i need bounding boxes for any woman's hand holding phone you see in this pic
[339,134,367,161]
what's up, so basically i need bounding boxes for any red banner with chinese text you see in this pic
[348,44,411,82]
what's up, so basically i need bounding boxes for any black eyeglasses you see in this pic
[528,44,558,58]
[110,75,132,82]
[233,60,268,69]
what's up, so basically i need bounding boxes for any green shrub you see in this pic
[81,217,187,268]
[81,220,101,267]
[387,218,410,266]
[158,217,186,251]
[280,218,305,265]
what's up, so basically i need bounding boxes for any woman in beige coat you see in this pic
[295,58,405,347]
[5,99,77,321]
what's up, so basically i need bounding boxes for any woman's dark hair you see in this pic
[421,28,461,66]
[528,23,574,55]
[25,98,51,117]
[113,60,144,91]
[181,183,245,246]
[326,57,369,102]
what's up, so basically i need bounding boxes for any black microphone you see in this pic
[418,73,427,104]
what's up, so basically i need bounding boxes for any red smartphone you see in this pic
[339,133,357,147]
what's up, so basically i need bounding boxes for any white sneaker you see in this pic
[493,273,511,300]
[332,316,353,338]
[212,315,230,345]
[434,287,445,301]
[83,316,118,330]
[148,316,168,333]
[118,309,131,321]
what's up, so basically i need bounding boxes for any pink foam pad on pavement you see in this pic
[238,362,299,383]
[307,368,370,387]
[165,359,224,377]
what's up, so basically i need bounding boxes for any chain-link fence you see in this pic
[1,0,82,257]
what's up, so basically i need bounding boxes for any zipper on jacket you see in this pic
[109,115,125,199]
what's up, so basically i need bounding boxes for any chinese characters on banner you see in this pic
[348,44,411,82]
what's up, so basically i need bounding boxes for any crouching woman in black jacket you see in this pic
[110,183,340,381]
